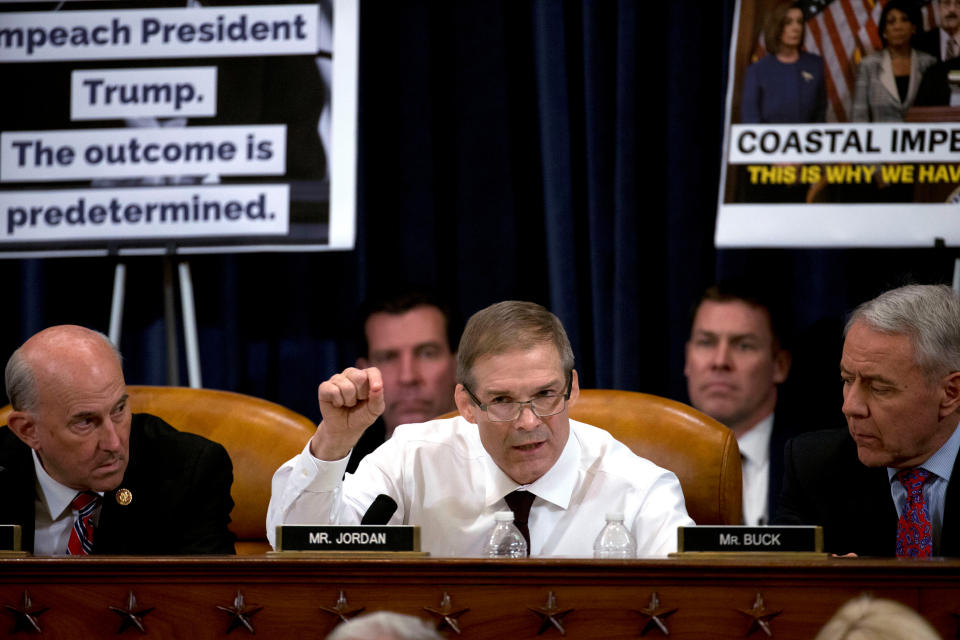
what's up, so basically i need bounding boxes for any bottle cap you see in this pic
[494,511,515,522]
[605,512,625,522]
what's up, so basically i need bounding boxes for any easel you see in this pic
[108,255,202,388]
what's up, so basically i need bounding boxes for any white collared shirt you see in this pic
[31,450,103,555]
[736,413,774,526]
[267,416,693,557]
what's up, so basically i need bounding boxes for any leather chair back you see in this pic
[568,389,741,525]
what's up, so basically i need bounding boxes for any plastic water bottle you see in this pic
[484,511,528,558]
[593,512,636,559]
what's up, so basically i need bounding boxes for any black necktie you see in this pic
[504,490,535,555]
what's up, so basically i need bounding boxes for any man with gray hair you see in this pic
[0,325,236,555]
[268,300,692,556]
[777,284,960,557]
[326,611,442,640]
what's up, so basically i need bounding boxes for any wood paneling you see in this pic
[1,556,957,639]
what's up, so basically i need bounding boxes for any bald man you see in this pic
[0,325,236,555]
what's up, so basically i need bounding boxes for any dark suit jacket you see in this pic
[914,28,945,62]
[766,413,795,523]
[915,56,960,106]
[775,428,960,556]
[0,413,236,554]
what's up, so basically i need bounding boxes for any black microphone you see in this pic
[360,494,398,525]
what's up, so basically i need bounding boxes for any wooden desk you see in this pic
[2,555,959,638]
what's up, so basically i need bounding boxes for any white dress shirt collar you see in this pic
[737,413,773,467]
[32,449,81,521]
[886,417,960,483]
[483,424,580,510]
[31,450,105,555]
[917,417,960,483]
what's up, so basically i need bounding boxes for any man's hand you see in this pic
[309,367,385,461]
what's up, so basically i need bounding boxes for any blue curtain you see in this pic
[2,0,955,426]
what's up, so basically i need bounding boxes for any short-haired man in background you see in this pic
[347,291,459,473]
[269,300,692,556]
[777,284,960,557]
[684,282,792,525]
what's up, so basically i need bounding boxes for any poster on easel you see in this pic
[718,0,960,248]
[0,0,358,256]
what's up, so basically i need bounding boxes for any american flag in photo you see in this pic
[765,0,940,121]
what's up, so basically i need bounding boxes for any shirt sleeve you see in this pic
[629,468,695,557]
[266,437,411,549]
[265,442,351,549]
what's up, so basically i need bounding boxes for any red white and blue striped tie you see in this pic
[66,492,100,556]
[895,469,932,558]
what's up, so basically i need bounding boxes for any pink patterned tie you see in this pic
[895,469,932,558]
[66,492,100,556]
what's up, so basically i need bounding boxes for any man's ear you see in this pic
[356,356,370,369]
[773,349,792,385]
[454,385,477,423]
[940,371,960,419]
[6,411,39,449]
[566,370,580,409]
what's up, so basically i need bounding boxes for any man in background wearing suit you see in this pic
[0,325,236,555]
[914,0,960,106]
[777,284,960,557]
[914,0,960,62]
[346,291,459,474]
[684,282,792,525]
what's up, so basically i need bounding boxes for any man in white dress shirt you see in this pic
[268,300,692,556]
[684,282,792,526]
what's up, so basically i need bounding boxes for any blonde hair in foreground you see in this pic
[814,595,941,640]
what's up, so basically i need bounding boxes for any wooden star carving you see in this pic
[634,592,677,636]
[4,589,49,634]
[109,590,154,634]
[528,591,574,636]
[423,592,470,635]
[736,592,782,637]
[319,591,365,623]
[215,590,263,634]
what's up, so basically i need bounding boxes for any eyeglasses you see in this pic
[463,372,572,422]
